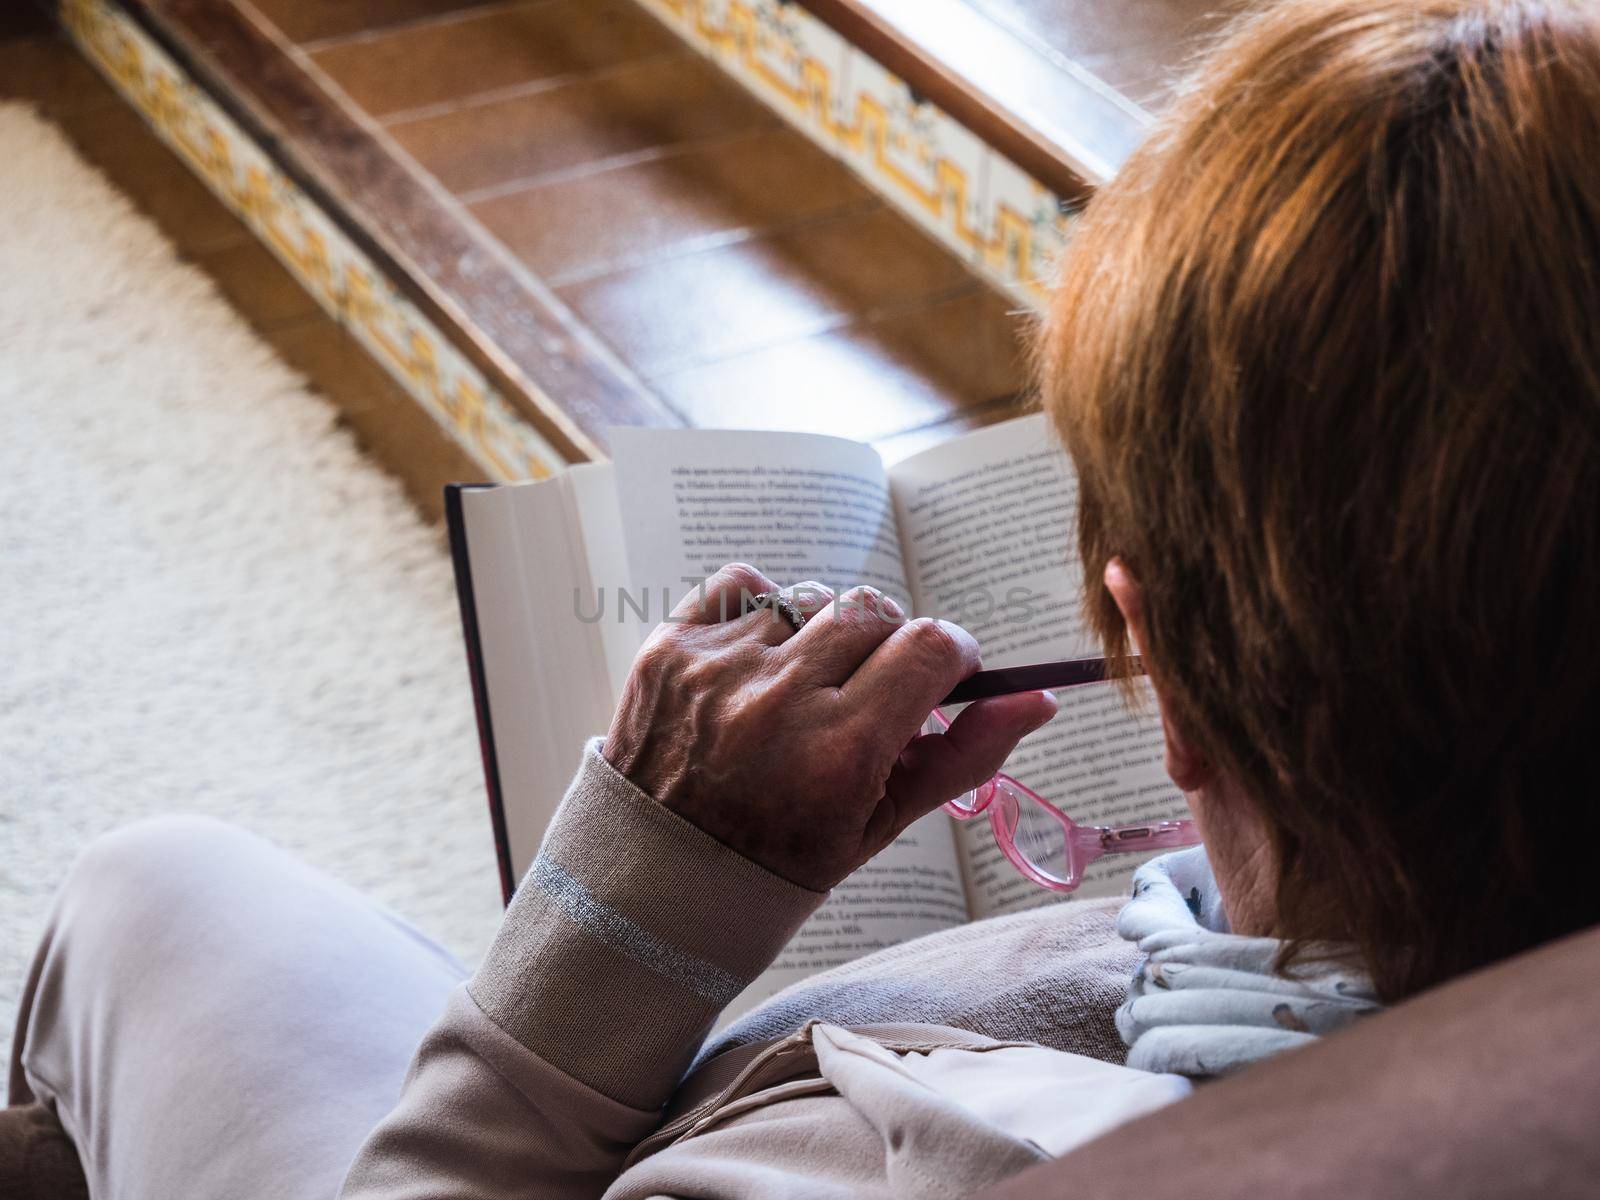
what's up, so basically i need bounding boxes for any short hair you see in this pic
[1042,0,1600,1000]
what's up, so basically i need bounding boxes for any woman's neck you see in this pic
[1188,777,1278,936]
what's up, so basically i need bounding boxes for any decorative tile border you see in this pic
[60,0,566,482]
[631,0,1074,310]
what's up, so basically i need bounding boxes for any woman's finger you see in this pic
[734,580,836,647]
[881,692,1059,834]
[786,581,835,621]
[668,562,778,626]
[840,617,983,745]
[778,585,904,681]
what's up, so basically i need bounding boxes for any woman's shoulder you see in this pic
[703,896,1140,1065]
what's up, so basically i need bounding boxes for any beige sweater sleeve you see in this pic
[339,738,827,1200]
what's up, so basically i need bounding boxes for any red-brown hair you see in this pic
[1043,0,1600,999]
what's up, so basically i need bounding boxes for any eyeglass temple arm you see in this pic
[1094,818,1200,853]
[940,655,1144,706]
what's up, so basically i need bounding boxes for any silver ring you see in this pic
[746,591,807,634]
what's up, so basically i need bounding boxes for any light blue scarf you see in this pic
[1116,848,1382,1076]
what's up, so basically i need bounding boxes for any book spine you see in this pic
[445,483,517,905]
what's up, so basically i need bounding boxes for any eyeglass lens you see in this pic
[992,783,1075,886]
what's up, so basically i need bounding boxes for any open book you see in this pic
[446,413,1185,1022]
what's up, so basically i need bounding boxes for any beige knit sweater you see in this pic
[338,740,1145,1200]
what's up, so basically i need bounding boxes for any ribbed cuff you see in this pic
[469,738,827,1110]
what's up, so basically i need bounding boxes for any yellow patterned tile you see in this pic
[632,0,1070,309]
[981,150,1073,304]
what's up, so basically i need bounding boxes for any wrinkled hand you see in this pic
[603,563,1057,891]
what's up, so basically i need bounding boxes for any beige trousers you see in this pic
[9,817,464,1199]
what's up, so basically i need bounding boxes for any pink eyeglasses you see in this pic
[928,655,1199,893]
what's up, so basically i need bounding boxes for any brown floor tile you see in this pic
[267,319,398,414]
[388,51,778,196]
[53,100,251,255]
[345,382,485,518]
[651,290,1031,442]
[0,6,53,38]
[959,0,1245,110]
[250,0,505,45]
[888,288,1034,402]
[0,35,120,116]
[561,206,981,375]
[472,127,875,284]
[311,0,679,118]
[193,239,324,329]
[962,0,1223,63]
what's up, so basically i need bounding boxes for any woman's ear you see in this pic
[1103,558,1215,793]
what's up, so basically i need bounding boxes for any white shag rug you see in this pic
[0,103,505,1066]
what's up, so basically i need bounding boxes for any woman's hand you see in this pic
[603,563,1058,891]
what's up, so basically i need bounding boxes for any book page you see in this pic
[607,428,972,1015]
[607,426,912,616]
[565,461,639,702]
[461,479,616,879]
[889,414,1188,919]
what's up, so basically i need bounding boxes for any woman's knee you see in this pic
[57,815,276,934]
[17,817,291,1077]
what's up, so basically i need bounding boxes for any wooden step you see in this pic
[56,0,1041,489]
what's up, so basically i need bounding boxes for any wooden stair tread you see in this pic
[954,0,1247,111]
[114,0,1033,462]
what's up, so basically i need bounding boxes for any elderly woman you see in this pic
[8,0,1600,1196]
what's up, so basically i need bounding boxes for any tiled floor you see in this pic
[250,0,505,45]
[0,28,477,518]
[960,0,1249,109]
[307,0,684,118]
[304,0,1034,449]
[471,127,877,284]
